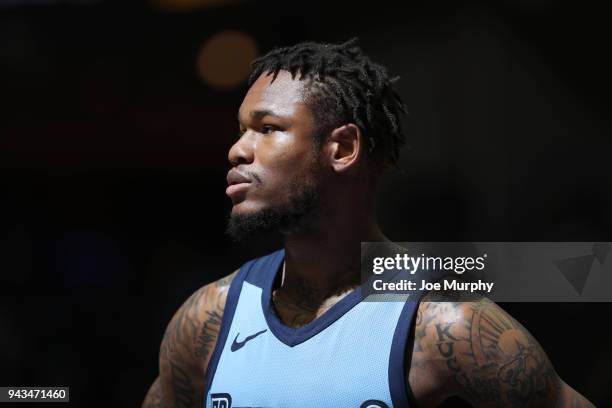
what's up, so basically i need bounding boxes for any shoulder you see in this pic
[155,270,239,406]
[407,288,560,406]
[162,269,239,363]
[143,270,239,408]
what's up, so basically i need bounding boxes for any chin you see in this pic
[230,200,268,216]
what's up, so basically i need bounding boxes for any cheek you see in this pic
[255,160,315,205]
[257,134,314,177]
[264,132,301,158]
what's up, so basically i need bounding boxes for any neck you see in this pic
[279,205,389,308]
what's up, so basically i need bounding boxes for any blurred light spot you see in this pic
[151,0,237,13]
[196,31,258,90]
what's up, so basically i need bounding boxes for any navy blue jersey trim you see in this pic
[388,269,449,408]
[243,249,284,288]
[388,299,418,408]
[255,249,365,347]
[204,260,254,399]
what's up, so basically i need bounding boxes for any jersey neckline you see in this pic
[260,249,365,347]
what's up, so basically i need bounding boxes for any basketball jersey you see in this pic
[204,249,432,408]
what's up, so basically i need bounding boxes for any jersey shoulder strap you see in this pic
[204,249,283,394]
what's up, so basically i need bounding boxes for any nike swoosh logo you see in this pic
[230,329,267,352]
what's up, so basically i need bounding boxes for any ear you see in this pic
[326,124,363,173]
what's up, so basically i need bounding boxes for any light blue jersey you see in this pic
[205,249,433,408]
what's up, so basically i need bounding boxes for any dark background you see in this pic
[1,0,611,406]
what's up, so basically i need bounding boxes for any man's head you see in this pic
[225,38,406,241]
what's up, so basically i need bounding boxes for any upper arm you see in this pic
[408,293,594,407]
[556,381,596,408]
[142,270,237,408]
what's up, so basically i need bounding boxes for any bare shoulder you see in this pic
[162,269,239,365]
[142,269,239,408]
[407,289,593,407]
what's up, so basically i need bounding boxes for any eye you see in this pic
[261,125,276,134]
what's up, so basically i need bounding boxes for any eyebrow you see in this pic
[237,109,284,123]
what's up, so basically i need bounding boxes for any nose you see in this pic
[228,132,255,166]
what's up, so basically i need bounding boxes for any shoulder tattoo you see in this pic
[410,292,561,406]
[156,270,237,408]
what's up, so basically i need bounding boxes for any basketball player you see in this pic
[142,39,594,407]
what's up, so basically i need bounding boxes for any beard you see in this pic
[225,175,321,242]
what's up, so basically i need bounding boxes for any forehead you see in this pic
[239,70,309,119]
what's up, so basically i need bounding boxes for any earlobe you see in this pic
[328,124,362,172]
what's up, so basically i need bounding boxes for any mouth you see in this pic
[226,169,253,199]
[226,182,251,198]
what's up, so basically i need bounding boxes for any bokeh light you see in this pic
[196,30,258,89]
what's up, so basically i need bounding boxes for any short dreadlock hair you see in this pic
[248,38,407,169]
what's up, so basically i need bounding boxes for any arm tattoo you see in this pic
[143,271,237,408]
[457,299,557,405]
[410,293,563,407]
[159,287,210,408]
[195,310,223,358]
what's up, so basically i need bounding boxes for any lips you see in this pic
[226,169,253,198]
[227,169,252,186]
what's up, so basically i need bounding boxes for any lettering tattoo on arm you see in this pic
[408,292,594,407]
[142,271,237,408]
[195,310,223,358]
